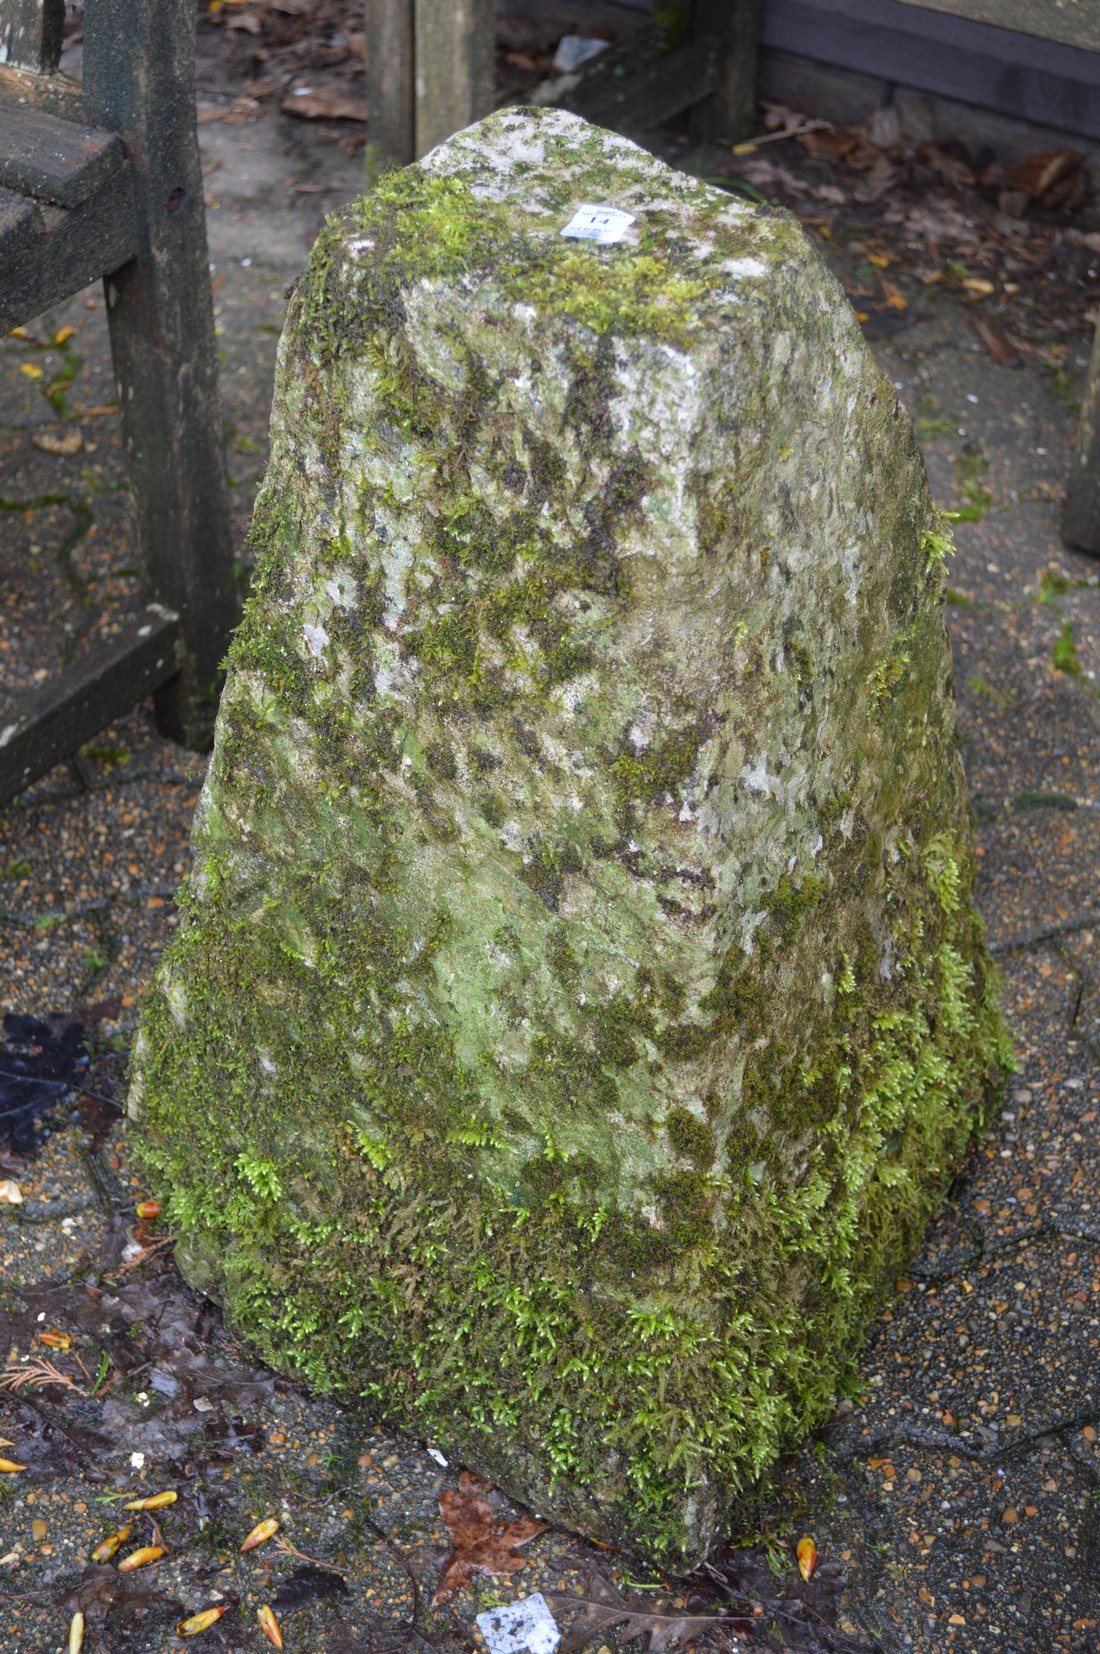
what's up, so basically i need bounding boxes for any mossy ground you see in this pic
[130,110,1012,1566]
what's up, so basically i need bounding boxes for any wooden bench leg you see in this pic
[81,0,239,747]
[1062,318,1100,556]
[690,0,760,145]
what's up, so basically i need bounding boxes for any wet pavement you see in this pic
[1,50,1100,1654]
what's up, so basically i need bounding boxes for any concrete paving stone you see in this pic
[0,1130,107,1288]
[949,604,1100,807]
[842,1235,1100,1455]
[834,1441,1099,1652]
[973,811,1100,948]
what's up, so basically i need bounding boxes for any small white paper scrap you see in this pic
[560,204,635,245]
[427,1446,448,1467]
[552,34,610,72]
[476,1593,561,1654]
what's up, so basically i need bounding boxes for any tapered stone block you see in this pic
[130,108,1009,1566]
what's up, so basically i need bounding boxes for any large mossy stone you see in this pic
[130,107,1010,1567]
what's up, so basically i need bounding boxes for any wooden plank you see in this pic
[413,0,495,158]
[574,37,720,131]
[1063,323,1100,556]
[0,612,181,807]
[0,62,83,121]
[762,0,1100,143]
[894,0,1100,54]
[0,102,127,206]
[535,31,720,133]
[690,0,760,143]
[0,0,63,74]
[364,0,414,172]
[0,172,137,333]
[0,181,42,260]
[82,0,239,748]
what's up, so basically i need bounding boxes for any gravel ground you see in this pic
[2,32,1100,1653]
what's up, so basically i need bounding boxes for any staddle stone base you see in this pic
[130,107,1010,1566]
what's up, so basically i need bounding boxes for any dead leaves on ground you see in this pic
[735,99,1089,226]
[547,1577,750,1653]
[432,1471,546,1606]
[201,0,367,129]
[0,1358,88,1397]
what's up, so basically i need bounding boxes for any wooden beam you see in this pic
[0,103,128,206]
[0,181,42,260]
[364,0,414,171]
[0,0,63,74]
[413,0,495,158]
[0,62,82,121]
[690,0,760,144]
[1062,321,1100,557]
[82,0,239,749]
[0,170,138,334]
[894,0,1100,54]
[0,611,181,807]
[546,36,721,134]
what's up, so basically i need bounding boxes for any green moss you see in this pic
[1053,621,1082,676]
[665,1106,714,1166]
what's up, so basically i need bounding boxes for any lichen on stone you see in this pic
[130,107,1011,1567]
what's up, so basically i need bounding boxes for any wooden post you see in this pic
[364,0,414,173]
[0,0,62,74]
[81,0,239,747]
[1062,319,1100,556]
[364,0,494,170]
[413,0,494,157]
[689,0,759,145]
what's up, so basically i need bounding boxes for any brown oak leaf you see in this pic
[431,1472,546,1606]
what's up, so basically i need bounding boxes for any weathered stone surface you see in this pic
[130,108,1011,1567]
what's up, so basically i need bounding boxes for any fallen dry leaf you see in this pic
[547,1579,747,1654]
[31,428,82,456]
[971,312,1019,366]
[37,1331,71,1351]
[257,1604,283,1648]
[197,95,263,124]
[123,1490,176,1511]
[852,154,898,204]
[0,1458,27,1473]
[917,141,974,190]
[91,1524,132,1563]
[0,1359,87,1396]
[280,90,368,122]
[241,1516,279,1551]
[68,1611,84,1654]
[800,128,858,162]
[432,1472,546,1606]
[797,1534,817,1581]
[178,1606,228,1636]
[117,1545,165,1572]
[1004,148,1083,200]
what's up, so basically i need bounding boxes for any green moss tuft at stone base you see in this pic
[129,107,1012,1568]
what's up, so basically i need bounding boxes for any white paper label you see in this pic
[476,1594,561,1654]
[560,204,635,244]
